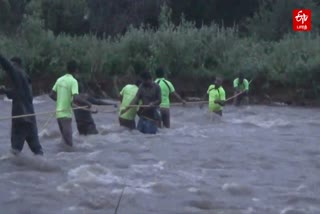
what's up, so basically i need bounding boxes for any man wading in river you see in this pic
[154,67,186,128]
[118,79,142,129]
[121,71,161,134]
[233,72,249,106]
[74,80,117,135]
[49,60,92,146]
[0,54,43,155]
[201,76,226,116]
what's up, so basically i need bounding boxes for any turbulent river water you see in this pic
[0,96,319,214]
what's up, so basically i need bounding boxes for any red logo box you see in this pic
[293,9,311,32]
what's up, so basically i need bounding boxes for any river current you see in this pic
[0,96,319,214]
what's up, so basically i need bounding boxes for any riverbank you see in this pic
[25,75,319,108]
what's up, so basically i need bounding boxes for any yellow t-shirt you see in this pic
[233,78,249,91]
[119,84,139,120]
[155,78,175,108]
[52,74,79,118]
[207,85,226,112]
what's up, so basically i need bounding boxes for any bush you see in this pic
[0,9,320,99]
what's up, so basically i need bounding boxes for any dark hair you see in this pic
[10,57,22,67]
[155,67,165,78]
[140,71,152,81]
[135,79,142,86]
[215,75,223,82]
[239,72,244,78]
[67,60,78,73]
[211,76,216,82]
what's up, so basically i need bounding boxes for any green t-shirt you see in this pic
[119,84,139,120]
[155,78,175,108]
[207,85,226,112]
[233,78,249,91]
[52,74,79,118]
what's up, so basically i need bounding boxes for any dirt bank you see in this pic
[21,75,320,107]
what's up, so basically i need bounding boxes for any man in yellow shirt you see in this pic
[202,76,226,116]
[49,60,92,147]
[155,67,186,128]
[118,80,142,129]
[233,73,249,106]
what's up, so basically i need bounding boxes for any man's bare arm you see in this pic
[172,91,186,104]
[49,90,57,101]
[73,94,92,108]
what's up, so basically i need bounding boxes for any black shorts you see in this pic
[11,122,43,155]
[76,122,99,135]
[119,117,136,129]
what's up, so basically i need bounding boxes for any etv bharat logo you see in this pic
[293,9,311,31]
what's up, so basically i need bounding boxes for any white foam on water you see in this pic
[86,151,102,160]
[38,130,61,140]
[75,141,95,150]
[111,181,157,195]
[257,119,290,128]
[66,206,87,213]
[0,153,14,161]
[229,116,291,128]
[33,97,46,104]
[131,161,165,171]
[56,152,73,158]
[243,207,255,214]
[3,97,12,102]
[67,206,79,211]
[280,206,309,214]
[67,164,121,185]
[57,183,80,193]
[111,188,123,194]
[153,161,165,170]
[8,154,60,172]
[177,170,204,184]
[99,125,129,136]
[104,133,125,143]
[252,198,260,202]
[169,125,209,139]
[296,184,307,192]
[59,164,156,194]
[222,182,253,196]
[38,129,49,138]
[187,187,199,193]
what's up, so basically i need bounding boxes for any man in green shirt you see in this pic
[118,80,142,129]
[49,60,92,147]
[154,67,186,128]
[233,73,249,106]
[201,76,226,116]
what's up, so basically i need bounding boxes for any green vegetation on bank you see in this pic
[0,2,320,101]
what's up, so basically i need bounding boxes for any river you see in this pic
[0,96,319,214]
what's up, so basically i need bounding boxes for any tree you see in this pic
[244,0,320,40]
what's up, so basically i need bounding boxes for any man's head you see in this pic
[67,60,78,74]
[10,57,22,68]
[140,70,152,86]
[211,76,216,83]
[135,79,142,87]
[239,72,244,82]
[155,67,165,78]
[214,76,223,88]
